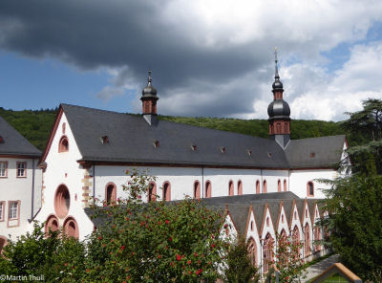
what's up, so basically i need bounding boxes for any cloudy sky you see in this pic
[0,0,382,121]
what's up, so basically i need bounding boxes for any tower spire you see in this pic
[141,70,159,126]
[274,47,279,80]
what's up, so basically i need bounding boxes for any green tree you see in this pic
[323,174,382,280]
[341,98,382,174]
[84,170,226,282]
[224,237,259,283]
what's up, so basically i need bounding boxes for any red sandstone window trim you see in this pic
[228,180,234,196]
[58,136,69,152]
[0,162,8,178]
[0,236,7,254]
[283,179,287,191]
[262,180,267,193]
[105,182,117,205]
[7,200,20,227]
[63,216,79,239]
[193,181,200,199]
[54,185,70,219]
[45,214,59,236]
[148,182,157,202]
[307,181,314,197]
[0,202,5,221]
[205,181,212,198]
[277,179,281,192]
[256,180,260,194]
[162,181,171,201]
[237,180,243,195]
[16,162,27,178]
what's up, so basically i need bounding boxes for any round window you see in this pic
[54,185,70,218]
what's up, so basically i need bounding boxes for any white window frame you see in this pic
[17,162,27,178]
[0,162,7,178]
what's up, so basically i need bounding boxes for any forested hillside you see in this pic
[0,107,346,151]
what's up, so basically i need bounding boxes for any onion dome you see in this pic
[141,71,158,99]
[267,100,290,118]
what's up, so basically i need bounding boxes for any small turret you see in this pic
[141,71,159,126]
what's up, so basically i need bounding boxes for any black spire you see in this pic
[272,48,283,90]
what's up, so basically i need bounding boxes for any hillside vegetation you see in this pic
[0,108,346,151]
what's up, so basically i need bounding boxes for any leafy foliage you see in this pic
[224,237,259,283]
[324,174,382,280]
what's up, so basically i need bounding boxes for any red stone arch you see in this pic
[205,181,212,198]
[45,214,59,236]
[247,237,257,266]
[58,135,69,152]
[307,181,314,197]
[63,217,79,239]
[0,235,7,254]
[105,182,117,205]
[228,180,234,196]
[256,180,260,194]
[237,180,243,195]
[293,225,300,243]
[304,223,311,256]
[54,184,70,218]
[277,179,281,192]
[283,179,287,191]
[193,181,200,199]
[263,233,274,274]
[162,181,171,201]
[263,180,267,193]
[148,182,157,202]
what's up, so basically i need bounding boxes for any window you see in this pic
[45,215,59,235]
[277,179,281,192]
[54,185,70,218]
[163,182,171,201]
[105,183,117,205]
[304,223,311,256]
[0,162,7,177]
[237,180,243,195]
[263,233,274,274]
[17,162,27,178]
[0,202,5,221]
[263,180,267,193]
[293,226,300,243]
[228,181,234,196]
[148,182,157,202]
[283,179,287,191]
[307,182,314,197]
[8,201,19,219]
[59,136,69,152]
[205,181,211,198]
[250,221,254,231]
[256,180,260,194]
[63,217,79,238]
[193,181,200,199]
[247,237,257,266]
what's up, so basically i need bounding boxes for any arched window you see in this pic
[54,185,70,218]
[163,182,171,201]
[251,221,254,231]
[277,179,281,192]
[304,223,311,256]
[266,217,270,227]
[105,183,117,205]
[256,180,260,194]
[228,181,234,196]
[63,217,79,239]
[263,233,274,274]
[293,225,300,243]
[148,182,157,202]
[307,182,314,197]
[62,122,66,134]
[237,180,243,195]
[247,237,257,266]
[45,215,59,236]
[205,181,211,198]
[263,180,267,193]
[58,136,69,152]
[283,179,287,191]
[193,181,200,199]
[278,229,288,266]
[0,236,7,254]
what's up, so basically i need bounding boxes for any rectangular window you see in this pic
[8,201,19,219]
[0,162,7,177]
[0,202,5,221]
[17,162,27,178]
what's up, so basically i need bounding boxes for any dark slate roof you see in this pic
[285,135,346,169]
[0,116,41,157]
[61,104,345,169]
[226,204,251,236]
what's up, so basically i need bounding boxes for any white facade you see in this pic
[0,156,42,242]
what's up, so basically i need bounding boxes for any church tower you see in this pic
[267,50,291,148]
[141,71,159,125]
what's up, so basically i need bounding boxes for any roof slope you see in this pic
[285,135,346,169]
[0,116,41,157]
[61,104,345,169]
[62,104,288,168]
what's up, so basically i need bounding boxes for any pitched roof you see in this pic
[0,116,41,157]
[285,135,346,169]
[60,104,345,169]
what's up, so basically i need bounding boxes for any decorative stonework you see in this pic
[81,168,93,208]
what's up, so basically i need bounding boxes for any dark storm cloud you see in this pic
[0,0,272,117]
